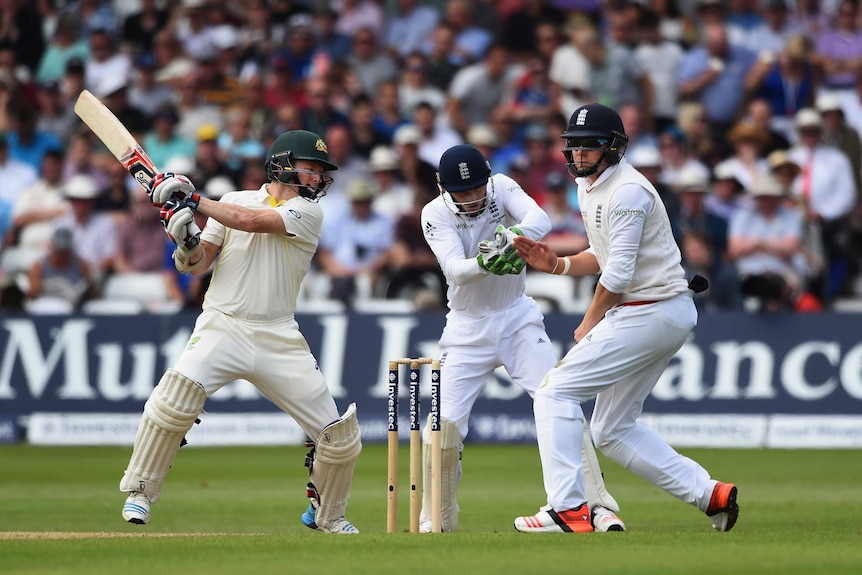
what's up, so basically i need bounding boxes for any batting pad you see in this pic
[582,419,620,513]
[420,416,461,532]
[307,403,362,530]
[120,369,206,503]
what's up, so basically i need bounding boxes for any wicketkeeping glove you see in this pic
[148,172,201,208]
[160,198,201,251]
[476,226,526,275]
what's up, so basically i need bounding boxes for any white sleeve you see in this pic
[421,203,488,286]
[495,174,552,240]
[598,183,653,294]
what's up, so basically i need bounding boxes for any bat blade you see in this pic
[73,89,157,190]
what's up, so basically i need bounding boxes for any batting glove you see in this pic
[160,198,201,251]
[148,172,200,208]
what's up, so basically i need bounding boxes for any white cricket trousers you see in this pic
[535,294,716,512]
[172,309,340,439]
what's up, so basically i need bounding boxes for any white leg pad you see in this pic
[307,403,362,531]
[582,419,620,513]
[120,369,206,503]
[420,416,461,532]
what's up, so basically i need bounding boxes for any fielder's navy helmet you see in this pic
[437,144,491,193]
[561,103,629,177]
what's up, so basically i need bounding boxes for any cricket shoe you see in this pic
[591,505,625,532]
[301,503,359,534]
[122,492,151,525]
[514,503,594,533]
[706,482,739,532]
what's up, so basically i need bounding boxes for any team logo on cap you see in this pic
[576,108,588,125]
[458,162,470,180]
[315,139,328,153]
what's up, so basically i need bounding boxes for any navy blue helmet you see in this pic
[561,103,629,177]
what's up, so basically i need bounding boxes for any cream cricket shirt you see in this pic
[421,173,551,316]
[200,185,322,321]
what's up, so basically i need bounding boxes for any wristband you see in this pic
[551,258,560,274]
[558,257,571,275]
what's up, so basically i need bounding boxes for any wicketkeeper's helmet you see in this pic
[265,130,338,201]
[436,144,494,217]
[561,103,629,178]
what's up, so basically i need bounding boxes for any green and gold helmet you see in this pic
[265,130,338,200]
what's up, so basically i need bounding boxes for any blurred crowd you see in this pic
[2,0,862,315]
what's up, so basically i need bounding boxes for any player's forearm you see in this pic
[197,197,284,234]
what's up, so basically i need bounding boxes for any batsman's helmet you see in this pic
[265,130,338,201]
[436,144,494,217]
[561,103,629,178]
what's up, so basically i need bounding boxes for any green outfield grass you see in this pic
[0,444,860,575]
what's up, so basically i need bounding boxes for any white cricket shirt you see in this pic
[200,185,323,321]
[421,173,551,316]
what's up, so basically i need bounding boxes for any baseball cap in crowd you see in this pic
[815,94,843,114]
[64,174,100,200]
[748,174,785,197]
[393,124,421,146]
[51,227,74,251]
[524,123,551,142]
[288,14,314,32]
[164,155,195,175]
[65,57,86,75]
[347,179,378,202]
[796,108,823,129]
[211,25,239,51]
[368,146,399,172]
[196,124,220,142]
[93,73,128,99]
[154,58,195,82]
[627,146,661,169]
[466,124,498,149]
[713,159,742,187]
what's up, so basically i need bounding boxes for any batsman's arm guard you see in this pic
[304,403,362,531]
[420,415,461,532]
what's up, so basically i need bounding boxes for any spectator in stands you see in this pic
[634,7,684,133]
[35,12,87,85]
[728,173,806,312]
[321,123,369,219]
[549,19,591,118]
[53,173,117,279]
[26,227,92,313]
[816,94,862,200]
[278,14,317,83]
[383,187,446,308]
[0,130,38,210]
[0,0,44,76]
[6,101,62,173]
[392,123,436,195]
[681,230,744,312]
[335,0,385,38]
[657,126,710,188]
[677,20,756,146]
[348,94,389,160]
[217,104,266,172]
[368,145,414,221]
[465,124,500,173]
[541,171,588,257]
[385,0,440,59]
[301,75,350,142]
[814,0,862,98]
[500,0,564,60]
[195,46,245,110]
[730,0,801,56]
[172,69,225,143]
[517,123,568,208]
[372,79,408,141]
[120,0,170,55]
[95,158,133,215]
[142,105,197,171]
[446,43,521,137]
[788,108,856,301]
[347,26,397,100]
[744,34,816,140]
[618,103,659,158]
[128,53,174,117]
[707,159,751,229]
[838,70,862,137]
[35,80,76,145]
[85,28,132,95]
[313,6,352,65]
[722,121,771,191]
[434,0,492,67]
[676,165,730,262]
[501,54,555,126]
[94,76,151,139]
[413,101,462,168]
[424,23,459,91]
[398,52,447,120]
[318,179,394,307]
[12,148,67,250]
[111,191,168,275]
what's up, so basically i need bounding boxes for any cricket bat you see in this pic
[73,89,158,190]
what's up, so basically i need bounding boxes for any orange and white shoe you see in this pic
[706,482,739,532]
[514,503,594,533]
[591,505,625,532]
